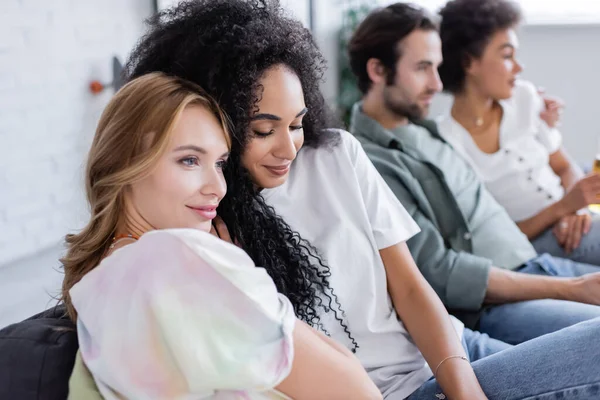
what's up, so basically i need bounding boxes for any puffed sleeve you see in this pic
[71,229,295,399]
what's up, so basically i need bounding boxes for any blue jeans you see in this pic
[478,254,600,344]
[406,318,600,400]
[461,328,512,360]
[531,214,600,265]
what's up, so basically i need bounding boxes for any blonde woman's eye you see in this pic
[216,159,228,170]
[180,156,198,167]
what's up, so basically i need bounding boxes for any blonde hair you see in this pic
[61,72,231,320]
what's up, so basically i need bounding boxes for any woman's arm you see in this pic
[380,242,487,400]
[516,150,598,239]
[212,217,380,400]
[516,201,566,239]
[68,321,381,400]
[549,149,583,191]
[276,320,382,400]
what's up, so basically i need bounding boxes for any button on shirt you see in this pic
[437,80,564,222]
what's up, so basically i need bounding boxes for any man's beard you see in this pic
[383,88,429,121]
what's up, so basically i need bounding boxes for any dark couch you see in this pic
[0,305,78,400]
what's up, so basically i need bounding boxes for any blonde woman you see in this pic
[63,73,380,399]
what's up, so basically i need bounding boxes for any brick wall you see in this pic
[0,0,152,266]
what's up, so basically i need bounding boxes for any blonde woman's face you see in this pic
[129,105,229,232]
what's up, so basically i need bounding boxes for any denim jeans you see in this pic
[478,254,600,344]
[461,328,512,361]
[531,214,600,266]
[406,318,600,400]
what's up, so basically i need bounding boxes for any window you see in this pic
[376,0,600,25]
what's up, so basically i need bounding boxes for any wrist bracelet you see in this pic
[434,355,469,379]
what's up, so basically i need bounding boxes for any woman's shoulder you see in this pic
[512,79,539,99]
[81,229,252,277]
[501,80,546,140]
[435,112,459,139]
[434,113,473,157]
[505,79,543,114]
[70,230,279,316]
[298,129,361,164]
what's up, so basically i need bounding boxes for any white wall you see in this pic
[517,24,600,163]
[0,0,152,267]
[280,0,311,28]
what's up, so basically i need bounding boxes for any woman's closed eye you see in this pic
[253,125,303,137]
[253,129,275,137]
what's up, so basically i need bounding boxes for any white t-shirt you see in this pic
[262,130,465,399]
[437,80,564,222]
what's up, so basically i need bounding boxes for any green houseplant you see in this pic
[337,2,374,127]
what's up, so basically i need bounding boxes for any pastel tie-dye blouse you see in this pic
[70,229,296,399]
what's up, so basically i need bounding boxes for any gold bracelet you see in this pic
[434,355,469,379]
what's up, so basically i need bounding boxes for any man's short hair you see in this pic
[348,3,438,94]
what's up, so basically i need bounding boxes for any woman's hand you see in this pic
[553,213,592,253]
[538,89,564,128]
[559,174,600,214]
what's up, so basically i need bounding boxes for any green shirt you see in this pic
[391,121,536,266]
[350,102,536,317]
[68,351,103,400]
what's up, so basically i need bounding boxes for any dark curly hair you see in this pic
[349,3,438,95]
[438,0,522,94]
[125,0,357,350]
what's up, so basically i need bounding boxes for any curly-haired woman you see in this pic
[436,0,600,264]
[64,72,380,399]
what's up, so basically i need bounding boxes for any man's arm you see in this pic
[381,172,596,308]
[485,267,571,304]
[381,173,491,310]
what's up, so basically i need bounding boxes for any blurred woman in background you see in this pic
[437,0,600,264]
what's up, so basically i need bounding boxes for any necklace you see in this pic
[109,233,140,249]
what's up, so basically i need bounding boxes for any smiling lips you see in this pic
[264,164,290,176]
[187,205,217,220]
